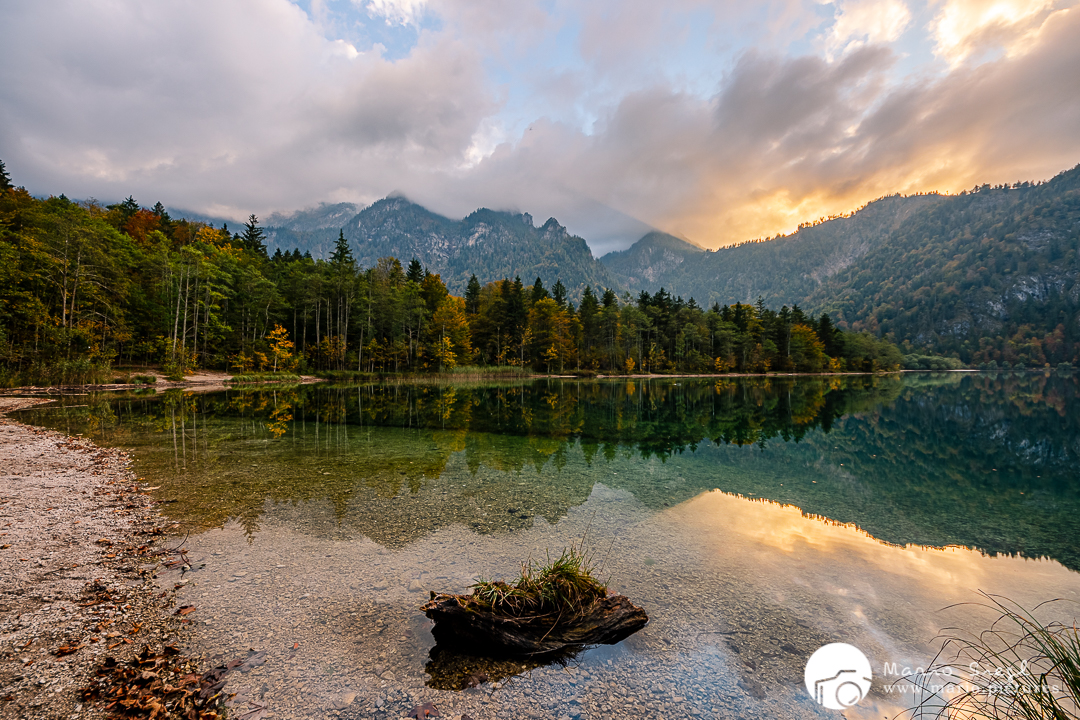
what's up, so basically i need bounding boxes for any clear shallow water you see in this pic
[16,374,1080,719]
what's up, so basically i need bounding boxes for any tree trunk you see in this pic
[421,593,648,658]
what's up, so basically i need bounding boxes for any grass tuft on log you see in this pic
[469,543,608,619]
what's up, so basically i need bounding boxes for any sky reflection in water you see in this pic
[17,373,1080,719]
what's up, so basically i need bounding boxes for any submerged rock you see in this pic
[421,592,648,657]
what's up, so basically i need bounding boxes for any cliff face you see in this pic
[265,197,619,298]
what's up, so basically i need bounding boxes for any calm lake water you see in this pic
[17,373,1080,720]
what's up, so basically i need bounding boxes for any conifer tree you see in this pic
[406,258,425,284]
[330,230,354,266]
[531,277,548,304]
[551,279,567,309]
[0,159,12,191]
[465,274,481,315]
[241,214,268,257]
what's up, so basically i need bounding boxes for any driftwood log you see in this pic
[421,592,648,657]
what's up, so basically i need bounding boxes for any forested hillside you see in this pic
[809,169,1080,367]
[264,197,617,298]
[602,194,940,305]
[0,162,900,385]
[604,165,1080,366]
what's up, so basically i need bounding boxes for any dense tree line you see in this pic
[0,175,901,384]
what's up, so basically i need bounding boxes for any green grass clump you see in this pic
[909,594,1080,719]
[469,544,608,619]
[133,374,157,385]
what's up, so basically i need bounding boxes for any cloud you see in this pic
[930,0,1061,66]
[0,0,493,218]
[824,0,912,57]
[441,6,1080,249]
[0,0,1077,255]
[362,0,428,26]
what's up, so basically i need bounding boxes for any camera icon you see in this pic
[804,643,873,710]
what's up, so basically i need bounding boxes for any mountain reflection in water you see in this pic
[18,373,1080,570]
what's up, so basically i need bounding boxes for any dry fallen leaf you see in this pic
[177,605,197,616]
[53,644,86,656]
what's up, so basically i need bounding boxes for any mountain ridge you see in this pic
[264,196,620,298]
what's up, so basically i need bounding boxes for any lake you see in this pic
[17,373,1080,720]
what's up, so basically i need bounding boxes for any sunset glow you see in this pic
[1,0,1078,250]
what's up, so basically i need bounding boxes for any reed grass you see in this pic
[0,360,114,388]
[447,365,531,379]
[909,594,1080,719]
[226,373,303,384]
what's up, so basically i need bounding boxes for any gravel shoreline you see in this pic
[0,397,192,720]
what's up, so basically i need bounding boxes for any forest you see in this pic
[0,165,902,386]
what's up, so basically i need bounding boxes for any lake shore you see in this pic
[0,397,192,720]
[0,370,328,397]
[0,367,986,397]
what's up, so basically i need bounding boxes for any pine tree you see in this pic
[0,159,12,191]
[330,230,354,266]
[465,274,481,315]
[108,196,140,226]
[509,277,527,335]
[530,277,548,305]
[406,258,425,284]
[241,214,268,257]
[818,313,842,357]
[551,279,567,309]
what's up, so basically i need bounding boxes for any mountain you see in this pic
[265,196,620,298]
[598,231,705,296]
[809,168,1080,364]
[601,194,940,306]
[164,207,237,230]
[265,202,359,232]
[604,164,1080,365]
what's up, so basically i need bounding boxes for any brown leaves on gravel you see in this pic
[81,644,239,720]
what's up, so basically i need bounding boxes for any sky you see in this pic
[1,0,1078,254]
